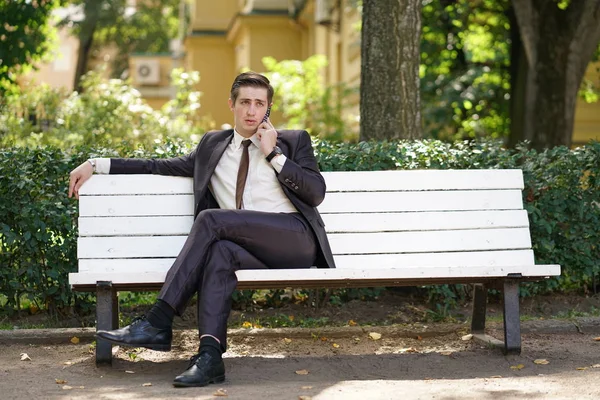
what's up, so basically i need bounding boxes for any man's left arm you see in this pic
[274,131,326,207]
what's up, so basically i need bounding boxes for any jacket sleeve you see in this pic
[276,131,326,207]
[109,142,200,177]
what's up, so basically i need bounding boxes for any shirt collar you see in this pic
[233,129,260,149]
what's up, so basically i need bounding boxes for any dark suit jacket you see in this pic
[109,129,335,269]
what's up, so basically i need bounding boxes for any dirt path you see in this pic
[1,327,600,399]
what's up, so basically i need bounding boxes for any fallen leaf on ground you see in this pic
[213,388,228,396]
[301,386,313,389]
[289,315,295,321]
[70,336,80,344]
[295,369,309,375]
[354,337,361,342]
[320,337,327,341]
[593,337,600,341]
[63,361,72,365]
[461,334,473,341]
[332,343,340,348]
[62,385,73,390]
[242,321,252,328]
[510,364,525,370]
[439,350,453,356]
[348,320,357,326]
[576,367,588,371]
[142,383,152,387]
[20,353,31,361]
[369,332,382,341]
[125,370,135,374]
[416,335,423,340]
[55,379,67,384]
[490,375,503,379]
[592,364,600,368]
[399,347,419,353]
[298,396,312,400]
[534,359,550,365]
[284,338,292,344]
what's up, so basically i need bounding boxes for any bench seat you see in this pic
[69,169,560,364]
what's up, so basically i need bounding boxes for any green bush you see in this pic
[0,139,598,315]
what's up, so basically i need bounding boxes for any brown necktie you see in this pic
[235,140,252,209]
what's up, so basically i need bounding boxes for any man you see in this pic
[68,72,335,388]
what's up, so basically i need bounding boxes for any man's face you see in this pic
[228,86,270,137]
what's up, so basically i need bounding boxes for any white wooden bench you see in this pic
[69,169,561,364]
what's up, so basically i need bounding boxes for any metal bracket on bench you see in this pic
[96,281,119,365]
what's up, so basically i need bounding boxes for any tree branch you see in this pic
[570,0,600,81]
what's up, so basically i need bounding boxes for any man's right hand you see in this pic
[68,161,94,199]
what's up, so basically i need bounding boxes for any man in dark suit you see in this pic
[68,72,335,388]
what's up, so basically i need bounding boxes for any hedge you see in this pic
[1,139,598,314]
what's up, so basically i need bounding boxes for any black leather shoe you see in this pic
[173,352,225,388]
[95,316,172,351]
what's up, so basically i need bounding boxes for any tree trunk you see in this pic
[511,0,600,149]
[360,0,421,141]
[73,1,101,92]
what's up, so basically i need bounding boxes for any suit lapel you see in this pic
[196,130,233,192]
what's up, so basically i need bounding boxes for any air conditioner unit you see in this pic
[135,59,160,85]
[315,0,332,25]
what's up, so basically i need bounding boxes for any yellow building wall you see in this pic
[573,62,600,146]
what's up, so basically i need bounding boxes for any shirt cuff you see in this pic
[94,158,111,174]
[270,154,286,173]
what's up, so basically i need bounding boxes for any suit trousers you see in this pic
[157,209,318,351]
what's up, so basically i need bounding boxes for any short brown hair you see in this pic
[230,71,274,105]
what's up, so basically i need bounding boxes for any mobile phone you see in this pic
[262,105,271,123]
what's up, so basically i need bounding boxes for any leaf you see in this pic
[439,350,453,356]
[125,370,135,374]
[332,343,340,348]
[284,338,292,344]
[369,332,382,341]
[55,379,67,384]
[592,364,600,368]
[142,383,152,387]
[348,320,357,326]
[510,364,525,370]
[320,337,327,341]
[576,367,589,371]
[461,334,473,341]
[62,385,73,390]
[593,337,600,341]
[70,336,80,344]
[20,353,31,361]
[534,359,550,365]
[242,321,252,328]
[399,347,419,353]
[416,335,423,340]
[353,337,361,342]
[295,369,309,375]
[301,386,313,389]
[213,388,228,396]
[298,396,312,400]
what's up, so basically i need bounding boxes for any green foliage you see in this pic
[262,55,359,141]
[0,0,61,91]
[1,139,598,315]
[0,68,208,148]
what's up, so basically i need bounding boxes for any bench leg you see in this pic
[96,281,119,365]
[471,284,487,333]
[502,279,522,355]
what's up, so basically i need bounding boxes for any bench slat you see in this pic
[77,228,533,259]
[78,170,524,195]
[69,263,561,287]
[78,190,524,217]
[78,210,530,236]
[78,250,536,273]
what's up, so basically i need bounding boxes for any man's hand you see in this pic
[68,161,94,199]
[256,120,278,156]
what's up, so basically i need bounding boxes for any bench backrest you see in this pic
[76,169,537,279]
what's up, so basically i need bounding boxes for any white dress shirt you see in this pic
[93,130,298,213]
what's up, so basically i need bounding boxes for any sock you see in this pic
[199,336,223,362]
[146,299,175,329]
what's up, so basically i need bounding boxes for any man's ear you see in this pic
[228,98,234,111]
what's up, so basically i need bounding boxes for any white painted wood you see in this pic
[77,228,533,259]
[78,210,530,236]
[77,250,536,273]
[78,169,524,195]
[69,263,561,286]
[79,216,194,236]
[79,175,193,195]
[79,195,194,217]
[79,190,524,217]
[319,190,524,213]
